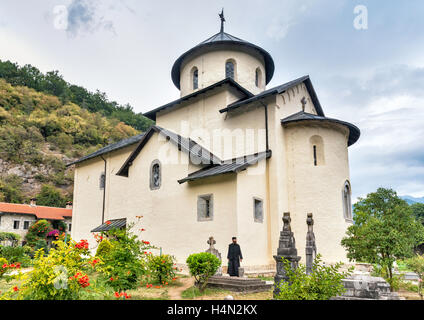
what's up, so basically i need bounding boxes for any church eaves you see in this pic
[281,111,361,146]
[143,77,253,121]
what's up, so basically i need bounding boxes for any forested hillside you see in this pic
[0,60,153,207]
[0,60,153,131]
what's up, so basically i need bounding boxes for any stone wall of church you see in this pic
[156,87,267,161]
[283,122,352,263]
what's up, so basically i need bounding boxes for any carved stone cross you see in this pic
[207,236,216,250]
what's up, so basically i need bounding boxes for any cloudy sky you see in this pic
[1,0,423,201]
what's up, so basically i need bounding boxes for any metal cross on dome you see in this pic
[219,9,226,33]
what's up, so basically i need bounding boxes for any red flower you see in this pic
[114,292,121,298]
[106,221,111,225]
[2,264,7,269]
[110,277,114,281]
[13,286,18,292]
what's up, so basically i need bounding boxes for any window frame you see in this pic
[13,220,20,230]
[253,197,264,223]
[342,180,353,222]
[225,60,236,80]
[150,159,162,190]
[197,194,214,222]
[23,221,30,230]
[192,67,199,90]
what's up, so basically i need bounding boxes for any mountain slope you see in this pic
[0,78,141,205]
[401,195,424,205]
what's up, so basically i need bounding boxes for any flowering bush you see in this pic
[0,236,109,300]
[25,220,52,248]
[0,245,32,267]
[186,252,221,292]
[96,223,154,291]
[146,254,177,285]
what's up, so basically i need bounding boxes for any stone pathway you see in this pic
[168,277,195,300]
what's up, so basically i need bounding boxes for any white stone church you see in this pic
[69,16,360,272]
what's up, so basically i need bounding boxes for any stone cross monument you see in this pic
[206,236,222,276]
[273,212,301,297]
[305,213,317,274]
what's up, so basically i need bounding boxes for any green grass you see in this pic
[181,286,231,299]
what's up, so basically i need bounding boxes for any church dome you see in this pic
[171,21,275,92]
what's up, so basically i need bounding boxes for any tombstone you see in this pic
[305,213,317,274]
[205,236,222,276]
[273,212,301,297]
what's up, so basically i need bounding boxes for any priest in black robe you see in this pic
[227,237,243,277]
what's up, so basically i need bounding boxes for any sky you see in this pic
[0,0,423,201]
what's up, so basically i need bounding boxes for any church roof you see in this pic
[116,125,222,177]
[67,133,146,167]
[281,111,361,146]
[0,202,72,221]
[143,77,253,121]
[171,30,275,90]
[219,75,325,116]
[178,150,271,184]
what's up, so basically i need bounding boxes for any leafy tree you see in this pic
[341,188,424,291]
[405,255,424,300]
[36,185,68,208]
[186,252,221,293]
[411,203,424,225]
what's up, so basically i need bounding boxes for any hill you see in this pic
[400,195,424,205]
[0,78,143,206]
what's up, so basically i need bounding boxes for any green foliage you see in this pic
[25,220,52,248]
[0,245,32,267]
[0,175,26,204]
[146,254,177,285]
[0,238,112,300]
[0,257,8,278]
[95,239,112,258]
[405,255,424,299]
[186,252,221,292]
[36,184,67,208]
[341,188,424,291]
[274,255,352,300]
[0,232,20,242]
[411,203,424,225]
[0,59,153,131]
[97,223,154,291]
[371,264,403,291]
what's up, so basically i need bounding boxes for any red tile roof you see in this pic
[0,203,72,221]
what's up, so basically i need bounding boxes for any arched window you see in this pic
[310,135,325,166]
[255,68,262,88]
[150,160,161,190]
[192,67,198,90]
[342,181,352,221]
[225,60,235,80]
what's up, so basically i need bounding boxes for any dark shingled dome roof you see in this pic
[171,31,275,90]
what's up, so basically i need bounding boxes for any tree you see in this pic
[186,252,221,293]
[341,188,424,291]
[411,203,424,225]
[36,184,67,208]
[405,255,424,300]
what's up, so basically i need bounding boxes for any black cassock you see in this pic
[227,243,243,277]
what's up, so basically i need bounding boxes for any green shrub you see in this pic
[0,238,111,300]
[0,245,32,267]
[371,264,403,291]
[186,252,221,292]
[0,232,20,242]
[97,223,153,291]
[146,254,177,285]
[25,220,51,247]
[95,239,112,258]
[0,257,8,278]
[274,254,353,300]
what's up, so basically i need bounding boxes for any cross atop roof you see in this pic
[219,9,226,33]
